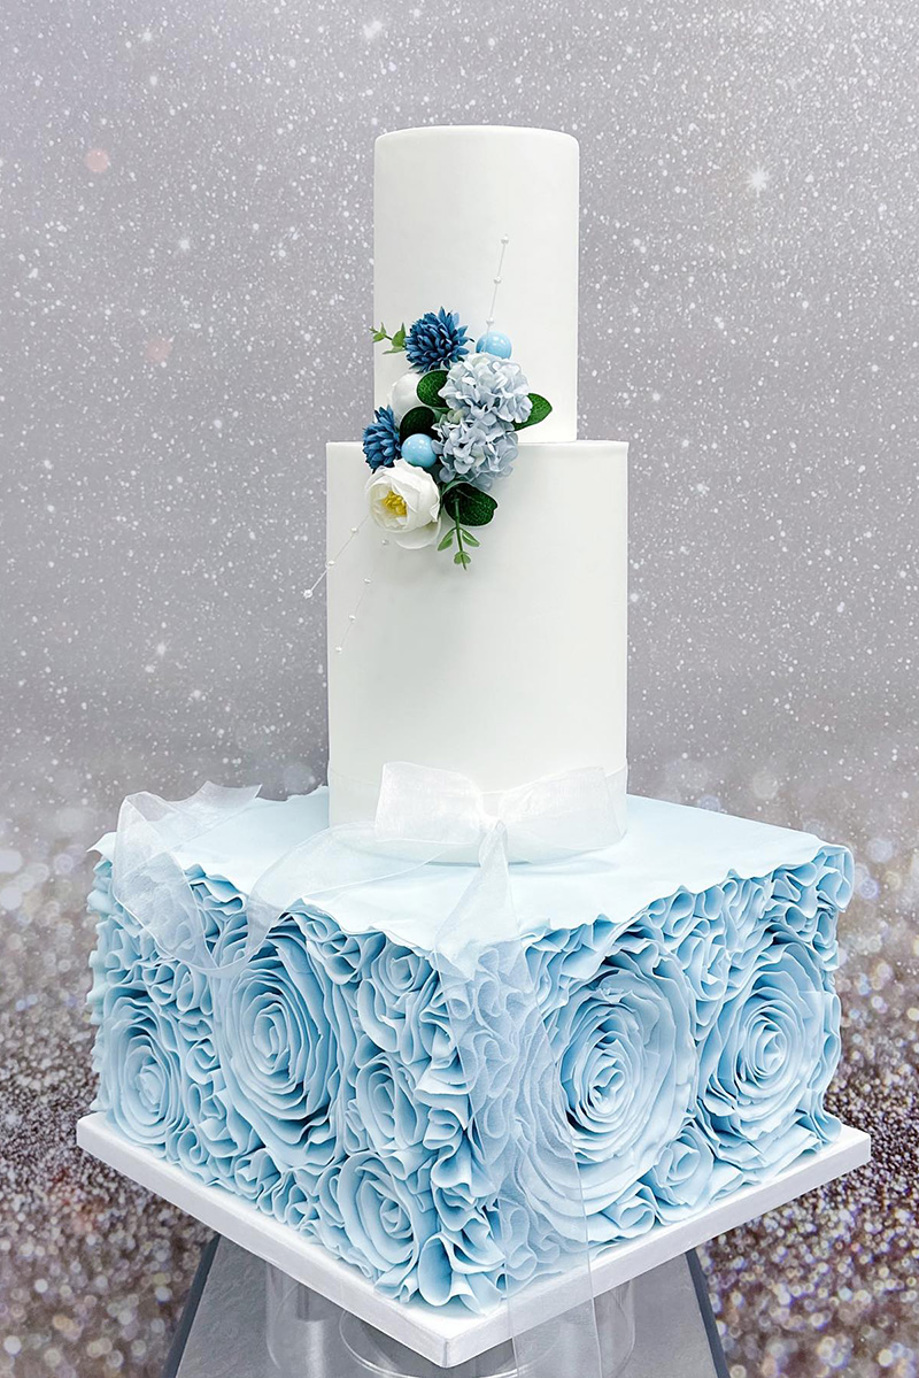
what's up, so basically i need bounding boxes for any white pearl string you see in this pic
[484,235,510,332]
[331,538,388,656]
[302,515,370,603]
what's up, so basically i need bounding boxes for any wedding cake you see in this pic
[326,126,628,841]
[83,125,854,1333]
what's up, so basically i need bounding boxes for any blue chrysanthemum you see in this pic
[405,309,470,374]
[362,406,400,471]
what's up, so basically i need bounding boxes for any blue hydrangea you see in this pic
[362,406,400,471]
[434,412,519,490]
[405,308,470,374]
[441,353,532,427]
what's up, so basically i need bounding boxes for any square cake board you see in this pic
[77,1114,869,1369]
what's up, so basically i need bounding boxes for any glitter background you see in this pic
[1,1,916,1375]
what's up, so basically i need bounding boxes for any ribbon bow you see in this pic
[376,760,622,864]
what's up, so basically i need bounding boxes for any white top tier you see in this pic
[373,126,579,443]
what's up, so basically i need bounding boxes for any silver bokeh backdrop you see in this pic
[1,2,916,1376]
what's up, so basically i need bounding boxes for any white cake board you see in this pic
[77,1114,869,1369]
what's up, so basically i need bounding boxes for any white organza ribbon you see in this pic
[112,782,262,975]
[110,765,619,1376]
[376,760,621,867]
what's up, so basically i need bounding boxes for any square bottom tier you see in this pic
[86,789,861,1355]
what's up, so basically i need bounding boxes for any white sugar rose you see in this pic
[366,458,441,549]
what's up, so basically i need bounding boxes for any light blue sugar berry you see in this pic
[475,330,513,359]
[400,432,437,470]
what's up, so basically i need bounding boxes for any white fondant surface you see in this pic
[373,126,579,442]
[326,440,628,834]
[94,790,830,952]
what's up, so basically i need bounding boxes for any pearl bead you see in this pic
[475,330,512,359]
[388,370,423,424]
[400,432,437,470]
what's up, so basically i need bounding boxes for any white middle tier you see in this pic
[326,441,628,839]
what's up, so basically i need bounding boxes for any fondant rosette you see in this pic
[400,974,507,1313]
[93,987,189,1155]
[644,1118,741,1222]
[593,1179,657,1242]
[351,943,484,1209]
[652,877,769,1035]
[299,904,385,987]
[315,1150,438,1303]
[548,926,697,1215]
[364,306,552,567]
[456,946,581,1277]
[765,847,852,969]
[698,930,841,1175]
[355,942,440,1071]
[265,1166,323,1233]
[211,916,346,1175]
[171,1028,266,1191]
[344,1038,429,1182]
[89,906,144,1005]
[91,861,200,1012]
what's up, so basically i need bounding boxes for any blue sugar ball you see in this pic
[475,331,513,358]
[401,433,437,469]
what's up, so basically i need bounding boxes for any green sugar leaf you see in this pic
[437,530,455,551]
[399,406,436,444]
[442,482,498,528]
[514,393,552,431]
[417,370,449,408]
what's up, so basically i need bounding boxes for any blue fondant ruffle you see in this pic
[87,843,851,1313]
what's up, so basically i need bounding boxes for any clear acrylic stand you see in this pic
[265,1265,635,1378]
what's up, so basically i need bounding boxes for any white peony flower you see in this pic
[366,458,442,549]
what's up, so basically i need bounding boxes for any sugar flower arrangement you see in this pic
[362,309,551,567]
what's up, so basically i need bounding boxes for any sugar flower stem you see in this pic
[451,502,473,569]
[438,479,475,568]
[454,515,469,569]
[370,322,406,354]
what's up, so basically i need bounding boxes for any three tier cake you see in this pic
[84,125,855,1330]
